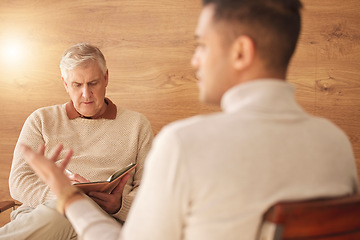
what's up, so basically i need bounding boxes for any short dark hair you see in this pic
[202,0,303,71]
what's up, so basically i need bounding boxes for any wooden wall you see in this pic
[0,0,359,226]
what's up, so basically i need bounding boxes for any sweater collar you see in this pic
[220,79,299,113]
[66,98,117,120]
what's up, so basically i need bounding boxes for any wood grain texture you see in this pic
[0,0,359,226]
[0,1,219,225]
[288,0,360,176]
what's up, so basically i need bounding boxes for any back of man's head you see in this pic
[202,0,303,72]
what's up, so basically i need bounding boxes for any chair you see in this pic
[0,201,16,213]
[258,195,360,240]
[0,200,21,227]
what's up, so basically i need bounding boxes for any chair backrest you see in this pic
[258,195,360,240]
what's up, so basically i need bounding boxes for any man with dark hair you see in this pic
[19,1,358,239]
[202,0,302,71]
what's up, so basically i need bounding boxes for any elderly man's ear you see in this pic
[62,77,69,93]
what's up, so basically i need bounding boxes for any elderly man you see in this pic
[0,43,153,239]
[17,0,359,239]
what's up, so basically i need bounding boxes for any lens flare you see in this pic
[3,40,23,63]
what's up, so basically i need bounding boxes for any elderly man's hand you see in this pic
[67,173,90,184]
[87,174,130,214]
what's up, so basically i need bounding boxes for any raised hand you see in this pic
[20,143,74,196]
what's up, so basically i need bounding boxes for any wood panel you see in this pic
[288,0,360,176]
[0,0,359,226]
[0,0,219,226]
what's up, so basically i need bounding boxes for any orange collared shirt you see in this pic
[65,98,117,120]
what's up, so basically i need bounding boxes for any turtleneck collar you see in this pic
[220,79,301,114]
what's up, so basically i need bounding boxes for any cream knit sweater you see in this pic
[9,102,153,221]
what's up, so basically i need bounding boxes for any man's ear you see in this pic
[62,77,69,93]
[231,35,255,70]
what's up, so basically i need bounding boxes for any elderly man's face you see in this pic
[63,60,108,118]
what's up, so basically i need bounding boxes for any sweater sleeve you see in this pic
[115,115,154,221]
[66,198,124,240]
[120,127,189,240]
[9,112,56,207]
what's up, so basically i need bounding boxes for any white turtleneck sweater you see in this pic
[66,79,358,240]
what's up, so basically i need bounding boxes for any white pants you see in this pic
[0,200,77,240]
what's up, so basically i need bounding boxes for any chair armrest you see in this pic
[0,201,16,213]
